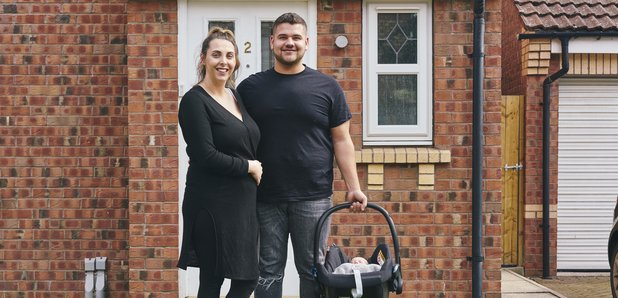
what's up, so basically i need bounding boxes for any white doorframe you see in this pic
[177,0,317,97]
[177,1,317,297]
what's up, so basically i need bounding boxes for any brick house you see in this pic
[1,0,503,297]
[501,0,618,277]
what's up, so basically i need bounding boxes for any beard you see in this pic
[274,48,305,66]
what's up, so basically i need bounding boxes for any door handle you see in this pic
[504,163,524,171]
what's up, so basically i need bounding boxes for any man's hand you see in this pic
[346,190,368,212]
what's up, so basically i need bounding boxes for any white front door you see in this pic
[177,1,316,297]
[179,0,316,94]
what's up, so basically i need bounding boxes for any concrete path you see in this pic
[501,269,566,297]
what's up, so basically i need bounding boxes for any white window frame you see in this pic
[363,0,433,145]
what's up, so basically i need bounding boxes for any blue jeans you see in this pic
[254,198,331,298]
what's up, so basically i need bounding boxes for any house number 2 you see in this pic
[244,42,251,53]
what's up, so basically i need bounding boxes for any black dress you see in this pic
[177,86,260,280]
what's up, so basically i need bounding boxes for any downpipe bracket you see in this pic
[467,255,485,262]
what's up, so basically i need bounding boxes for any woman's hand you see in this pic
[248,160,262,185]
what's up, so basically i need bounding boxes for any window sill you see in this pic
[354,147,451,191]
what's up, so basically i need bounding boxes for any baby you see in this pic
[333,257,382,274]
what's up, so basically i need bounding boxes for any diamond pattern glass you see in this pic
[377,13,417,64]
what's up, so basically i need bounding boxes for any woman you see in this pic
[177,27,261,298]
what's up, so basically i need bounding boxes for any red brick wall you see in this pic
[316,0,363,147]
[1,1,130,296]
[126,1,179,297]
[522,75,544,276]
[501,0,526,95]
[2,0,506,296]
[522,65,560,277]
[318,0,503,296]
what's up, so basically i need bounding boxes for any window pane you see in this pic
[377,13,397,39]
[208,21,235,33]
[398,40,417,64]
[378,75,417,125]
[378,40,396,64]
[377,13,417,64]
[261,21,275,71]
[398,13,417,39]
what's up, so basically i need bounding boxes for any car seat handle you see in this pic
[312,202,401,271]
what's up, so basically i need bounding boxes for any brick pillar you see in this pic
[127,1,179,296]
[522,68,560,277]
[1,1,130,296]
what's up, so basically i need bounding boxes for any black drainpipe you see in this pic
[472,0,485,296]
[540,37,570,279]
[518,31,618,278]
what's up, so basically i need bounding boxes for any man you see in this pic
[237,12,368,298]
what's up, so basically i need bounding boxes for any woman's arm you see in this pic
[179,92,250,176]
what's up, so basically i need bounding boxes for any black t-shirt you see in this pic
[238,67,352,202]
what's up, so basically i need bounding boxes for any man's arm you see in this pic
[331,120,368,212]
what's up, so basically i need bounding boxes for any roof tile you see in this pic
[515,0,618,31]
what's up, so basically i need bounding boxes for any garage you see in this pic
[557,79,618,270]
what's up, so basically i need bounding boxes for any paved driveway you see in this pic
[502,269,612,298]
[532,273,611,298]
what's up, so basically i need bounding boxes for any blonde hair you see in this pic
[197,27,240,88]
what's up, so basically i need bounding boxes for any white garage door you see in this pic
[557,79,618,270]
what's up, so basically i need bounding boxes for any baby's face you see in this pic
[351,257,368,265]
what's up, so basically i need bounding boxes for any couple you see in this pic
[177,13,368,298]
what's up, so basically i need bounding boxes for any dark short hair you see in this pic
[271,12,307,35]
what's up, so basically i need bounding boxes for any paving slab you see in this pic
[501,269,564,297]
